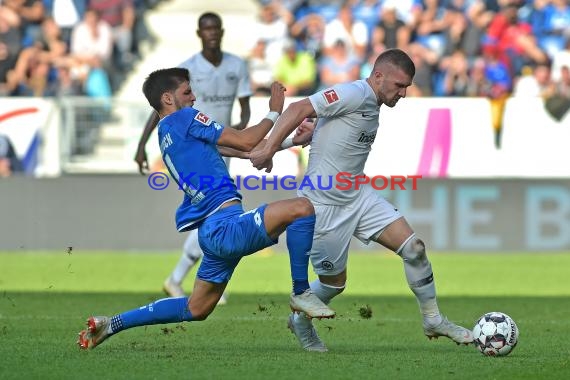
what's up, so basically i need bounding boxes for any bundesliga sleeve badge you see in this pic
[194,112,212,126]
[323,89,340,104]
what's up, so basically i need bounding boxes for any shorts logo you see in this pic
[241,208,262,227]
[323,89,339,104]
[194,112,212,126]
[321,260,334,271]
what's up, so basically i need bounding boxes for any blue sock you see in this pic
[286,215,315,295]
[109,296,193,334]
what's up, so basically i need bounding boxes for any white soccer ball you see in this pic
[472,312,519,357]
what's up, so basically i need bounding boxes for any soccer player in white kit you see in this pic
[134,13,252,303]
[250,49,474,352]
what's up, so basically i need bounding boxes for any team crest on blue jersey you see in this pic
[194,112,212,126]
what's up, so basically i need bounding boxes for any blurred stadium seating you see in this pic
[0,0,568,177]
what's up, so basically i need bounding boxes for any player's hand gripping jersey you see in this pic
[301,80,380,205]
[158,107,241,231]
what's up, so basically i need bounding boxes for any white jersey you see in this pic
[300,80,380,205]
[178,52,252,128]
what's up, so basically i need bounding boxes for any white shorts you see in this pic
[308,185,402,276]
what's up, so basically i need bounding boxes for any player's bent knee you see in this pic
[291,197,314,219]
[397,235,427,265]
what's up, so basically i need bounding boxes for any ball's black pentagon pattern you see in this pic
[472,312,519,357]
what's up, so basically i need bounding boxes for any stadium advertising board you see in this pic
[0,98,59,177]
[361,180,570,251]
[0,177,568,251]
[232,97,569,179]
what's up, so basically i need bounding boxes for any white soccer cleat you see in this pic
[77,316,111,350]
[290,289,335,319]
[163,277,185,297]
[287,313,328,352]
[423,316,474,345]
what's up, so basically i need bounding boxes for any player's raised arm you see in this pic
[134,111,160,175]
[250,98,316,171]
[221,118,315,159]
[216,82,285,152]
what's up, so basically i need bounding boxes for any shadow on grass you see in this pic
[1,293,569,380]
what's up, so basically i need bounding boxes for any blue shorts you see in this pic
[196,203,277,283]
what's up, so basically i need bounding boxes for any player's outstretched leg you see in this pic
[397,234,473,344]
[76,296,193,350]
[286,210,334,319]
[287,312,327,352]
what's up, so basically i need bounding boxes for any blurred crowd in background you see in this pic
[249,0,570,125]
[1,0,569,123]
[0,0,161,98]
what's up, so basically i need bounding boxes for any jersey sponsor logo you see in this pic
[213,122,223,130]
[194,112,212,126]
[358,131,377,144]
[323,89,339,104]
[202,94,235,103]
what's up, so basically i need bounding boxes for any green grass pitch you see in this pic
[1,250,569,380]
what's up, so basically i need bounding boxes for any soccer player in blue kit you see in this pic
[77,67,334,350]
[134,12,253,303]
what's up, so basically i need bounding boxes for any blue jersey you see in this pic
[157,107,242,231]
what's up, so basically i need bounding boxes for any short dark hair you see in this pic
[198,12,222,29]
[142,68,190,112]
[375,48,416,78]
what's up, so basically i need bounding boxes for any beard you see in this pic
[174,97,192,110]
[387,97,400,107]
[382,96,400,108]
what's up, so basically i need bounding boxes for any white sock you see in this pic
[170,230,202,284]
[397,235,442,326]
[309,279,345,305]
[293,311,312,325]
[413,283,442,326]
